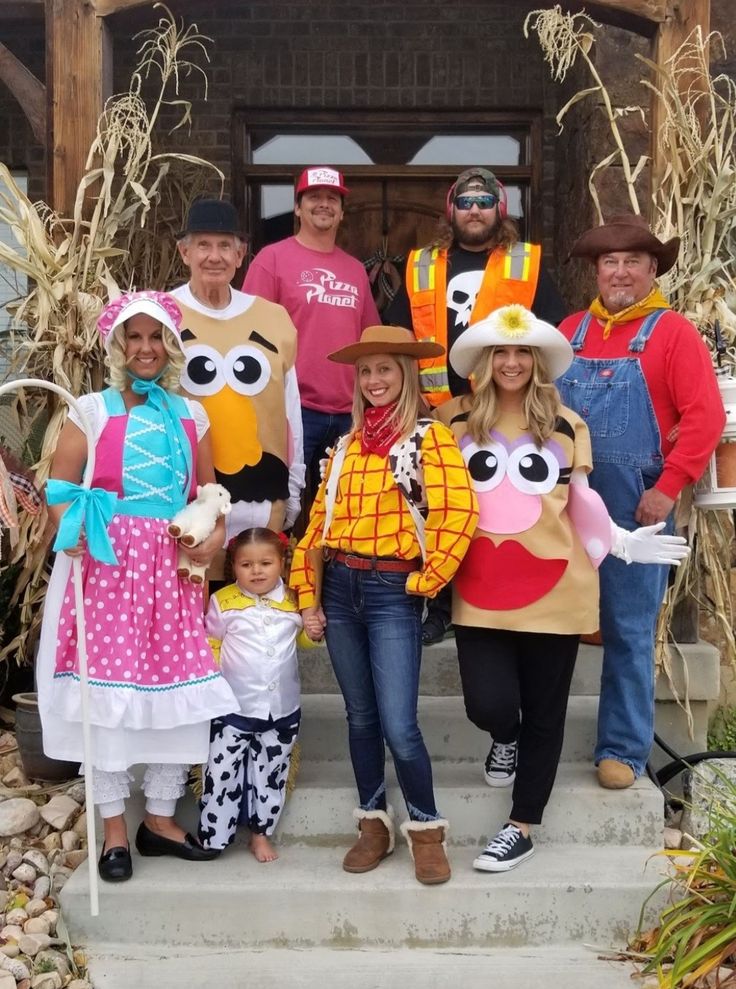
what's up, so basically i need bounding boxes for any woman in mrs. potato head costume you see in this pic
[438,304,689,873]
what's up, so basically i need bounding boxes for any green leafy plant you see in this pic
[708,707,736,752]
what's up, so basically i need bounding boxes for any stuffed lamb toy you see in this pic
[168,483,232,584]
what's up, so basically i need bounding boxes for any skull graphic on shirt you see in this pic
[446,270,484,328]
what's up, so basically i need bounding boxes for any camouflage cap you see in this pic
[452,167,501,200]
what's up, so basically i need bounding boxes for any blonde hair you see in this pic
[467,346,562,448]
[106,323,185,392]
[350,353,426,442]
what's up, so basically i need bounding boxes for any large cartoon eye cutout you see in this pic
[223,346,272,397]
[506,443,560,495]
[181,344,225,397]
[462,440,508,493]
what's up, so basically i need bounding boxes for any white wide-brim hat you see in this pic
[449,304,574,381]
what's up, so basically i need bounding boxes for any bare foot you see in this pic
[249,834,278,862]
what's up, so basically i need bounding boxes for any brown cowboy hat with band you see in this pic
[328,325,444,364]
[569,212,680,276]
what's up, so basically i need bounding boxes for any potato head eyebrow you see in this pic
[249,330,278,354]
[181,328,197,341]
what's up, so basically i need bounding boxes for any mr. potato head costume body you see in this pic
[172,200,305,558]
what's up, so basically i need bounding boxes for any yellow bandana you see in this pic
[588,287,671,339]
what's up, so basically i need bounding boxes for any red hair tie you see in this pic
[276,531,290,548]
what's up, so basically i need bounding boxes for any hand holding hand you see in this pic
[302,605,327,642]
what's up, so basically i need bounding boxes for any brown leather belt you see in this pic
[325,549,420,573]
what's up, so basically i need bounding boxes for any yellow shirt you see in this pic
[290,421,478,607]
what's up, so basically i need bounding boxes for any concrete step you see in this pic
[122,757,662,848]
[299,640,605,696]
[298,692,599,764]
[85,943,642,989]
[300,639,720,701]
[276,760,663,848]
[62,842,665,950]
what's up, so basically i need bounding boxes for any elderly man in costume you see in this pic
[558,213,725,789]
[172,199,305,549]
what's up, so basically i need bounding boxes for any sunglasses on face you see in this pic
[454,194,499,211]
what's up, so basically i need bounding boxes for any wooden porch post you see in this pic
[45,0,112,216]
[651,0,711,195]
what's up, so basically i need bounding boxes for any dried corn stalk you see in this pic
[526,7,736,689]
[0,3,223,664]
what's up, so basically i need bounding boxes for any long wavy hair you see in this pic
[106,322,185,392]
[350,353,426,443]
[467,346,562,448]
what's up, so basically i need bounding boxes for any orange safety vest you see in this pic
[406,243,542,406]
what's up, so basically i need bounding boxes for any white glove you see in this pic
[318,447,334,482]
[609,521,690,566]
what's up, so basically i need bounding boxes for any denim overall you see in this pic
[558,310,673,776]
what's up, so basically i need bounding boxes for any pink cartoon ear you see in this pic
[567,483,613,569]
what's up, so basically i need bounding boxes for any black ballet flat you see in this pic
[134,821,219,861]
[98,844,133,882]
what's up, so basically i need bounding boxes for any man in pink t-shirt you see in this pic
[242,167,380,478]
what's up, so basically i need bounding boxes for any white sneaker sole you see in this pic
[483,769,516,788]
[472,846,535,872]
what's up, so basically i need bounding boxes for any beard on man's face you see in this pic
[452,214,499,248]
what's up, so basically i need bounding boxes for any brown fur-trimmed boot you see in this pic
[400,819,451,885]
[342,807,395,873]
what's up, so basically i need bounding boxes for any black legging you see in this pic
[454,625,579,825]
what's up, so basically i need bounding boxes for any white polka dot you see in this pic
[162,665,170,673]
[152,675,159,683]
[163,645,170,653]
[143,664,150,671]
[163,624,171,632]
[101,658,108,666]
[587,538,605,558]
[117,636,125,644]
[186,651,193,659]
[123,592,131,600]
[174,676,180,683]
[65,661,73,669]
[123,671,131,679]
[115,659,122,666]
[112,571,120,579]
[100,580,108,588]
[88,667,96,675]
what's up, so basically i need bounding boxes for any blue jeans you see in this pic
[322,560,440,821]
[593,462,673,777]
[301,407,352,472]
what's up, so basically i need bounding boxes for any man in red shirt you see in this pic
[558,213,725,789]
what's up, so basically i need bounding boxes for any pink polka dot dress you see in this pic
[37,388,236,772]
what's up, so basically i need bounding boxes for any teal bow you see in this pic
[46,480,119,565]
[131,376,193,508]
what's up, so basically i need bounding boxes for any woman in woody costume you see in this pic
[438,304,688,872]
[38,291,236,883]
[290,325,478,885]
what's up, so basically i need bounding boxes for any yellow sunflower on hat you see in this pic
[493,304,534,339]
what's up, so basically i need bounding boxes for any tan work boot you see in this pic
[342,807,394,873]
[597,758,635,789]
[400,819,451,885]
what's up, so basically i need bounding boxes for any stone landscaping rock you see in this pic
[39,797,80,833]
[0,739,93,989]
[0,803,39,839]
[663,826,682,849]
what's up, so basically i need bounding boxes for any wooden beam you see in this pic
[651,0,711,196]
[586,0,670,22]
[46,0,113,216]
[88,0,154,14]
[0,41,46,146]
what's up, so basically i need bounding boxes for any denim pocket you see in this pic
[560,377,630,438]
[374,569,410,589]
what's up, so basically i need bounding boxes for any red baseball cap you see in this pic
[295,166,350,197]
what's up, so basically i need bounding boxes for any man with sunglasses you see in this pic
[385,167,564,646]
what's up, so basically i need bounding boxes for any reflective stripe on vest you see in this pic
[406,243,542,406]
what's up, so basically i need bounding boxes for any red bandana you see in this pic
[361,402,400,457]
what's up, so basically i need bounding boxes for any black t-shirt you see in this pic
[385,245,567,396]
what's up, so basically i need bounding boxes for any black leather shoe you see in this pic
[421,613,453,646]
[135,821,219,861]
[98,845,132,882]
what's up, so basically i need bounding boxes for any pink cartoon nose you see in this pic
[478,475,542,534]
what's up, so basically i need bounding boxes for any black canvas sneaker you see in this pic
[483,740,518,787]
[473,823,535,872]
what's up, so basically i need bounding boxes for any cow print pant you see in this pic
[198,711,300,851]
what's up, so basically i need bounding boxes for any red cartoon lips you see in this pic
[456,536,568,610]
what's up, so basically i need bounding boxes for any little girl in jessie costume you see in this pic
[290,325,478,885]
[198,527,319,862]
[38,291,236,883]
[438,304,689,872]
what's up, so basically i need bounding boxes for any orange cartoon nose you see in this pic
[200,385,261,474]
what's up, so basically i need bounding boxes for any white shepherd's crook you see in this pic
[0,379,99,916]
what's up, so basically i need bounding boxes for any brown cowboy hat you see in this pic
[569,212,680,276]
[328,325,444,364]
